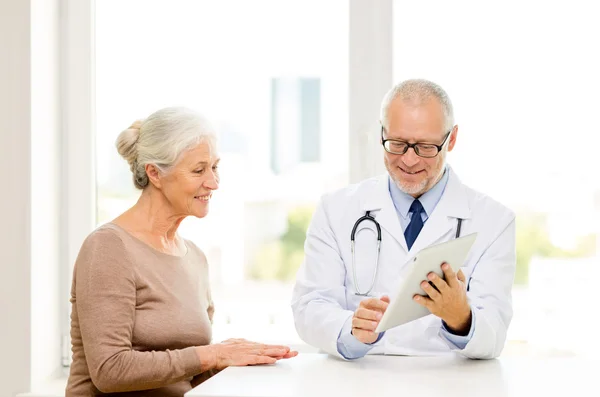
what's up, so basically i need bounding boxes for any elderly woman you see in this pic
[66,107,297,396]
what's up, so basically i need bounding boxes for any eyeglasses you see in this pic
[381,127,452,158]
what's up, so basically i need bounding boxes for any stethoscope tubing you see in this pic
[350,211,463,296]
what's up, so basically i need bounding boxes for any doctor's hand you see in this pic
[351,296,390,344]
[413,263,472,336]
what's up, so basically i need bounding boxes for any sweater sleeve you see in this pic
[74,230,204,393]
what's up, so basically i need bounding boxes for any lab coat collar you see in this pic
[362,166,472,253]
[389,166,450,219]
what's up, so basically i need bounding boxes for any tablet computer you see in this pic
[375,232,478,333]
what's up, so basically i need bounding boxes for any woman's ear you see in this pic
[145,164,162,188]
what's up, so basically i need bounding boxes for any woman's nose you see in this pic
[205,171,219,190]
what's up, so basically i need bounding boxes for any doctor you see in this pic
[291,79,516,360]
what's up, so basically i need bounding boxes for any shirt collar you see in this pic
[388,166,450,218]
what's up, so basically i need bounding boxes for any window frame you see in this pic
[61,0,97,367]
[61,0,393,365]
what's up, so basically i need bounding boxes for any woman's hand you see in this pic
[196,338,298,371]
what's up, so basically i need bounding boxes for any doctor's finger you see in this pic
[352,317,379,331]
[457,269,466,283]
[355,307,382,321]
[427,272,449,293]
[361,298,389,312]
[421,281,441,300]
[352,328,377,342]
[413,294,434,310]
[441,263,459,288]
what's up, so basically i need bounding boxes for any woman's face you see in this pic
[158,142,220,219]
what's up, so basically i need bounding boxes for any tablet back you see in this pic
[375,233,478,333]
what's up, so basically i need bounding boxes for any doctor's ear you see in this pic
[447,125,458,152]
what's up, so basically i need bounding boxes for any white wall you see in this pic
[0,1,33,395]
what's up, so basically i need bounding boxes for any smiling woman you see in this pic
[66,107,297,397]
[112,107,221,255]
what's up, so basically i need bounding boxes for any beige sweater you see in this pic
[66,223,215,396]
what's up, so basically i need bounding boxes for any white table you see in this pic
[186,353,600,397]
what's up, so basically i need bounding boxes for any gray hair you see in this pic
[115,106,217,189]
[380,79,455,132]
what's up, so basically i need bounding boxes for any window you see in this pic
[57,0,598,369]
[393,0,600,356]
[95,0,349,345]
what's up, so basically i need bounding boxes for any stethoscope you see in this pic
[350,211,463,296]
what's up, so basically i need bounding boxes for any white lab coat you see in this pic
[291,167,516,359]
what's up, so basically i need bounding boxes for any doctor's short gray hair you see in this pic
[380,79,455,132]
[115,107,217,190]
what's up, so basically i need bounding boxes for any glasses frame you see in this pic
[381,126,452,158]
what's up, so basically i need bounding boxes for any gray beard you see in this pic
[391,158,447,197]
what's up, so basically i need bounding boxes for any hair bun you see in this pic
[115,119,145,166]
[129,119,144,131]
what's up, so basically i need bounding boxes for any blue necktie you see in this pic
[404,200,425,250]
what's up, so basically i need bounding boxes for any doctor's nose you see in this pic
[401,147,420,167]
